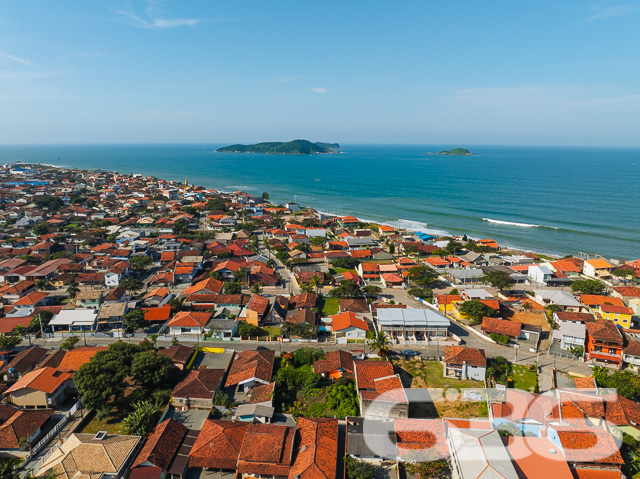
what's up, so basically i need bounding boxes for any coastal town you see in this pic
[1,163,640,479]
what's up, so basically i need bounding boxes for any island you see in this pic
[436,147,474,156]
[216,139,340,155]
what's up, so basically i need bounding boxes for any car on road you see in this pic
[403,350,420,357]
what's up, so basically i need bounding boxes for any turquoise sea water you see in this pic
[1,144,639,259]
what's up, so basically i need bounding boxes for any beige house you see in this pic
[37,432,142,479]
[5,367,72,409]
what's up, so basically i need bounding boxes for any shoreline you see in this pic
[36,162,571,261]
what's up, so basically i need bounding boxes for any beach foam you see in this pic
[483,218,540,228]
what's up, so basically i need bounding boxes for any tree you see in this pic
[328,279,363,299]
[167,297,184,314]
[131,350,174,388]
[34,195,64,210]
[459,300,500,323]
[261,192,270,201]
[129,255,152,270]
[250,283,263,295]
[0,457,23,479]
[32,222,50,236]
[35,279,47,290]
[124,309,145,332]
[330,257,360,269]
[480,270,514,291]
[238,322,264,338]
[369,331,389,356]
[120,278,143,295]
[223,282,242,295]
[172,218,189,235]
[486,356,510,384]
[408,265,439,287]
[60,335,81,350]
[489,333,509,345]
[362,285,382,298]
[282,322,317,340]
[66,285,80,299]
[344,456,375,479]
[571,279,606,295]
[120,400,162,436]
[0,334,22,349]
[404,460,451,479]
[407,287,433,301]
[300,282,314,294]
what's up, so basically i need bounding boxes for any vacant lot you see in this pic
[394,359,481,389]
[319,297,340,316]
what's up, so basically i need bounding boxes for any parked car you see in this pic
[403,350,419,357]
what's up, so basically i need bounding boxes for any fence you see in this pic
[30,399,81,456]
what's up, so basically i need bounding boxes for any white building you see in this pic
[376,307,450,344]
[528,264,553,285]
[49,309,98,336]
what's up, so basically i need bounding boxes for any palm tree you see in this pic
[250,283,263,295]
[369,331,389,357]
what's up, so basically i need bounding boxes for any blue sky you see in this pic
[0,1,639,145]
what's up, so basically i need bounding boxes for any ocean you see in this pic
[1,144,639,260]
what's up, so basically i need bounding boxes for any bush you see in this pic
[489,333,509,345]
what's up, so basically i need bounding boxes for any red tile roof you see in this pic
[190,420,249,469]
[288,418,338,479]
[354,360,394,390]
[0,404,54,449]
[6,367,71,394]
[144,305,172,322]
[443,346,487,368]
[554,426,624,465]
[585,320,623,344]
[313,350,355,376]
[331,311,369,332]
[171,369,224,399]
[395,418,449,462]
[225,350,275,387]
[132,418,187,470]
[237,423,295,477]
[167,311,211,328]
[481,316,521,337]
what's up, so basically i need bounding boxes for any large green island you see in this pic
[216,139,340,155]
[436,147,474,156]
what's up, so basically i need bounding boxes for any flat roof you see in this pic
[377,308,450,327]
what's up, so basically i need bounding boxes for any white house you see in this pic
[528,265,553,285]
[551,322,586,351]
[533,289,582,310]
[332,311,369,344]
[376,307,450,344]
[583,258,613,278]
[49,309,98,336]
[443,346,487,381]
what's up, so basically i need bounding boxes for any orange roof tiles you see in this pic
[288,418,338,479]
[331,312,369,332]
[554,426,624,465]
[144,305,172,322]
[443,346,487,368]
[167,311,211,328]
[580,295,625,308]
[354,360,394,390]
[225,350,275,387]
[6,367,71,394]
[395,419,449,462]
[237,423,295,477]
[132,418,187,470]
[190,420,249,469]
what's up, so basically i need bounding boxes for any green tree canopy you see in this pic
[459,300,500,323]
[328,279,362,299]
[223,282,242,295]
[480,270,515,291]
[119,400,162,436]
[408,265,439,287]
[131,350,174,388]
[60,335,81,350]
[129,255,152,270]
[571,279,606,295]
[124,309,145,332]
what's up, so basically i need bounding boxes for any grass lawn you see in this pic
[509,364,538,392]
[395,359,482,389]
[81,406,128,435]
[319,297,340,316]
[265,326,281,338]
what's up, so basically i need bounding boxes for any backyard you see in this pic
[319,296,340,316]
[393,359,487,419]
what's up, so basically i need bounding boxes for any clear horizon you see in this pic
[1,1,639,146]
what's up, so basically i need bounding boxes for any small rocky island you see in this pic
[436,147,474,156]
[216,139,340,155]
